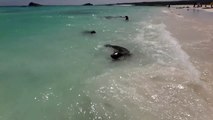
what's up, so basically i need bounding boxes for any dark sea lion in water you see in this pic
[104,16,129,21]
[90,30,96,34]
[124,16,129,21]
[83,30,96,34]
[105,44,131,60]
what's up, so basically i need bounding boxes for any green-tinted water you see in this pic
[0,6,212,120]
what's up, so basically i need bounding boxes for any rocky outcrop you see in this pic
[28,2,42,7]
[83,3,93,6]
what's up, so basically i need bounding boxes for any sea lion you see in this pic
[124,16,129,21]
[105,44,131,60]
[104,16,129,21]
[83,30,96,34]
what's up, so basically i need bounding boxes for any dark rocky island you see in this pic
[83,3,93,6]
[28,2,42,7]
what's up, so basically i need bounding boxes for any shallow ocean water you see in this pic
[0,6,212,120]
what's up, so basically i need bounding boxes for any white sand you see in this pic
[202,8,213,12]
[162,6,213,111]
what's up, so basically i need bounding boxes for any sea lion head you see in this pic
[125,16,129,21]
[90,31,96,34]
[111,52,123,60]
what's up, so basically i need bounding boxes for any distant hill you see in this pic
[28,2,42,7]
[83,3,93,6]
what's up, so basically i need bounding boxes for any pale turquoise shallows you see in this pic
[0,6,211,120]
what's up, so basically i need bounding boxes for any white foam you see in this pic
[162,10,170,14]
[133,22,201,82]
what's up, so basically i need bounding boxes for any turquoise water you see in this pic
[0,6,212,120]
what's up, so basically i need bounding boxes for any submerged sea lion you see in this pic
[105,44,131,60]
[104,16,115,19]
[104,16,129,21]
[82,30,96,34]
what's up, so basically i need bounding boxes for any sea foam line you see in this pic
[134,22,201,83]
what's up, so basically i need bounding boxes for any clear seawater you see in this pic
[0,6,212,120]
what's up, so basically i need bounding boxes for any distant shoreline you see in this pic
[105,0,212,6]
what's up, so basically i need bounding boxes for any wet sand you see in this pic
[162,7,213,112]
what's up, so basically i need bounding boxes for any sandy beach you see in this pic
[162,6,213,111]
[202,8,213,13]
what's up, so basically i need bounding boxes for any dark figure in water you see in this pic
[124,16,129,21]
[83,30,96,34]
[105,44,131,60]
[168,5,170,8]
[90,31,96,34]
[104,16,129,21]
